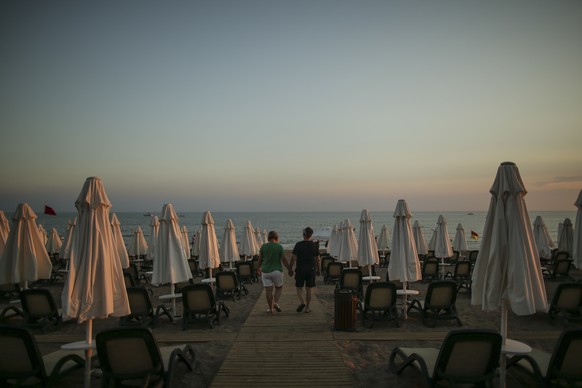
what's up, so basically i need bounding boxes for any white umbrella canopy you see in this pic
[427,228,437,251]
[46,228,63,255]
[0,203,53,287]
[573,190,582,268]
[263,229,268,245]
[357,209,379,268]
[0,210,10,257]
[330,223,343,258]
[254,226,264,247]
[128,226,148,258]
[557,218,574,257]
[338,218,358,264]
[147,215,160,261]
[388,200,421,285]
[151,204,191,286]
[37,224,48,245]
[470,162,548,387]
[192,227,202,257]
[412,220,428,256]
[61,177,130,388]
[220,219,240,265]
[377,224,391,253]
[327,224,339,257]
[198,211,221,277]
[59,217,76,260]
[111,213,130,269]
[533,216,555,260]
[434,215,454,261]
[453,223,468,253]
[240,220,258,258]
[181,225,191,259]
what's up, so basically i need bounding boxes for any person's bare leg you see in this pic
[265,286,274,312]
[274,285,283,311]
[305,287,313,312]
[295,287,305,304]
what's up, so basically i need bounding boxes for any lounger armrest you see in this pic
[506,353,545,387]
[389,347,431,383]
[0,305,24,321]
[155,304,173,322]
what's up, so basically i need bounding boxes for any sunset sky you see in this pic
[1,1,581,213]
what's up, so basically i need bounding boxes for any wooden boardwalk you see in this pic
[211,281,355,387]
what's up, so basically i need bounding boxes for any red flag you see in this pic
[470,230,479,240]
[44,205,57,216]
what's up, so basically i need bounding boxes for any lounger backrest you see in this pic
[321,257,334,273]
[434,330,501,384]
[427,282,456,309]
[0,326,45,380]
[553,283,582,310]
[341,269,361,290]
[423,261,439,276]
[455,261,471,277]
[96,327,164,382]
[237,261,252,275]
[366,282,396,310]
[21,289,56,318]
[183,285,214,312]
[127,288,151,315]
[548,329,582,381]
[216,272,237,291]
[554,259,571,276]
[555,251,570,261]
[327,262,343,278]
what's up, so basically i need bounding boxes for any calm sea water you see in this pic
[38,210,576,251]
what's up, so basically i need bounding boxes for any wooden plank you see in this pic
[211,285,354,387]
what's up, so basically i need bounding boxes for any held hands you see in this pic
[288,268,294,277]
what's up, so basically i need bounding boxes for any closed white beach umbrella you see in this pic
[59,217,76,260]
[557,218,573,257]
[61,177,130,388]
[263,229,268,245]
[338,218,358,265]
[193,227,202,257]
[37,223,48,245]
[220,219,240,266]
[412,220,428,256]
[533,216,555,260]
[46,227,63,255]
[254,226,264,247]
[434,215,453,262]
[240,220,258,258]
[0,210,10,257]
[147,216,160,261]
[427,228,437,251]
[453,223,468,253]
[0,203,52,288]
[388,200,421,287]
[377,224,391,253]
[198,211,220,279]
[327,225,339,257]
[152,204,191,287]
[111,213,130,269]
[181,225,191,259]
[128,226,148,258]
[331,223,343,258]
[470,162,547,387]
[573,190,582,268]
[357,209,379,272]
[557,222,564,245]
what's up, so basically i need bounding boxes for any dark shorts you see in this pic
[295,268,316,288]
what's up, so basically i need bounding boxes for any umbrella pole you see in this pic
[500,300,508,388]
[171,284,176,315]
[84,319,93,388]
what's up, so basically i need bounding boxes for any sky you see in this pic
[1,1,581,213]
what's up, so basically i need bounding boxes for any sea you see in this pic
[38,210,576,251]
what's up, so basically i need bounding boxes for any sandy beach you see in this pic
[1,252,580,387]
